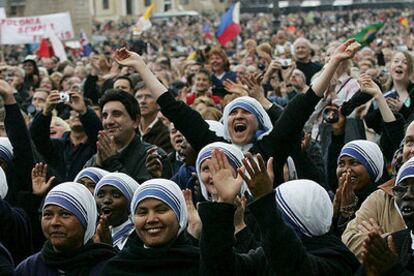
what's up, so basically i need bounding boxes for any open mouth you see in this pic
[101,207,112,216]
[175,137,184,145]
[401,205,414,216]
[234,123,247,133]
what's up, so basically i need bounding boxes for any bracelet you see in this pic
[340,196,359,218]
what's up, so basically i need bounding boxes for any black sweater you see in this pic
[157,89,322,185]
[30,107,102,182]
[199,192,359,276]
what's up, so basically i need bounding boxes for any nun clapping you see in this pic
[198,149,359,275]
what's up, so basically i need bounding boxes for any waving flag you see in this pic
[351,22,384,47]
[132,3,154,35]
[216,2,240,46]
[80,30,92,57]
[399,17,409,28]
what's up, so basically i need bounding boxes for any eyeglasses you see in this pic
[392,185,414,195]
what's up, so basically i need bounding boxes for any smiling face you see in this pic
[134,198,179,248]
[394,178,414,229]
[336,156,372,191]
[294,41,311,62]
[50,117,68,139]
[390,52,411,83]
[227,108,259,145]
[95,185,129,227]
[102,101,139,147]
[209,54,225,74]
[194,72,211,94]
[41,205,85,251]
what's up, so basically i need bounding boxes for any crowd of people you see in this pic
[0,5,414,275]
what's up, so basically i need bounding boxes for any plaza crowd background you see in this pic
[0,2,414,275]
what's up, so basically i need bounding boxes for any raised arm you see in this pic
[0,80,34,192]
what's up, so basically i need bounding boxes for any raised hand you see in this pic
[32,163,55,196]
[66,90,87,114]
[208,149,243,204]
[223,79,248,96]
[357,218,384,236]
[239,153,273,199]
[96,130,118,166]
[43,90,60,116]
[145,147,163,178]
[335,170,358,218]
[183,189,202,239]
[359,75,382,98]
[93,214,113,245]
[240,73,265,101]
[332,39,361,62]
[113,48,143,67]
[361,232,398,275]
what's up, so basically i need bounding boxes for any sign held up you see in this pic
[0,12,74,44]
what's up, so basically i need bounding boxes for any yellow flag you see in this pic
[143,4,155,20]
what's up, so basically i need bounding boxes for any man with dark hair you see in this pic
[113,76,133,94]
[84,89,171,182]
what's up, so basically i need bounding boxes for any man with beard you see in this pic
[30,89,102,182]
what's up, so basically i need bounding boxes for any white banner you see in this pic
[0,12,74,44]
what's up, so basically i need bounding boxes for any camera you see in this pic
[322,106,340,123]
[257,63,266,71]
[58,92,70,103]
[280,59,292,69]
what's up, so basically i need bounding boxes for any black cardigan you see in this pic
[199,192,359,276]
[157,88,322,185]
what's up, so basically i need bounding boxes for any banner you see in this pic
[0,12,74,44]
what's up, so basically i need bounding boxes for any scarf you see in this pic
[112,219,134,250]
[222,96,273,143]
[339,139,384,182]
[0,167,7,199]
[102,231,199,276]
[196,142,248,201]
[94,172,140,205]
[275,180,332,237]
[41,239,116,276]
[396,156,414,185]
[0,137,13,165]
[74,167,109,184]
[44,182,97,244]
[131,179,187,235]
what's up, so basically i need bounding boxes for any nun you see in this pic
[16,182,117,275]
[333,140,384,233]
[102,179,199,275]
[94,172,140,250]
[74,167,109,193]
[198,150,359,275]
[196,142,248,202]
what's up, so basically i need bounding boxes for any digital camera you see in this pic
[58,92,70,103]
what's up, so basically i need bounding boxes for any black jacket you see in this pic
[157,89,322,185]
[84,135,172,183]
[30,107,102,182]
[3,103,34,205]
[199,192,359,275]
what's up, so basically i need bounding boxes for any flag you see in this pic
[132,3,154,35]
[216,2,241,46]
[351,22,384,47]
[47,29,67,62]
[399,17,409,28]
[80,30,93,57]
[36,38,54,58]
[187,51,197,61]
[202,22,212,40]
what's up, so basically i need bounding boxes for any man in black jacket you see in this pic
[30,89,102,182]
[84,90,171,182]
